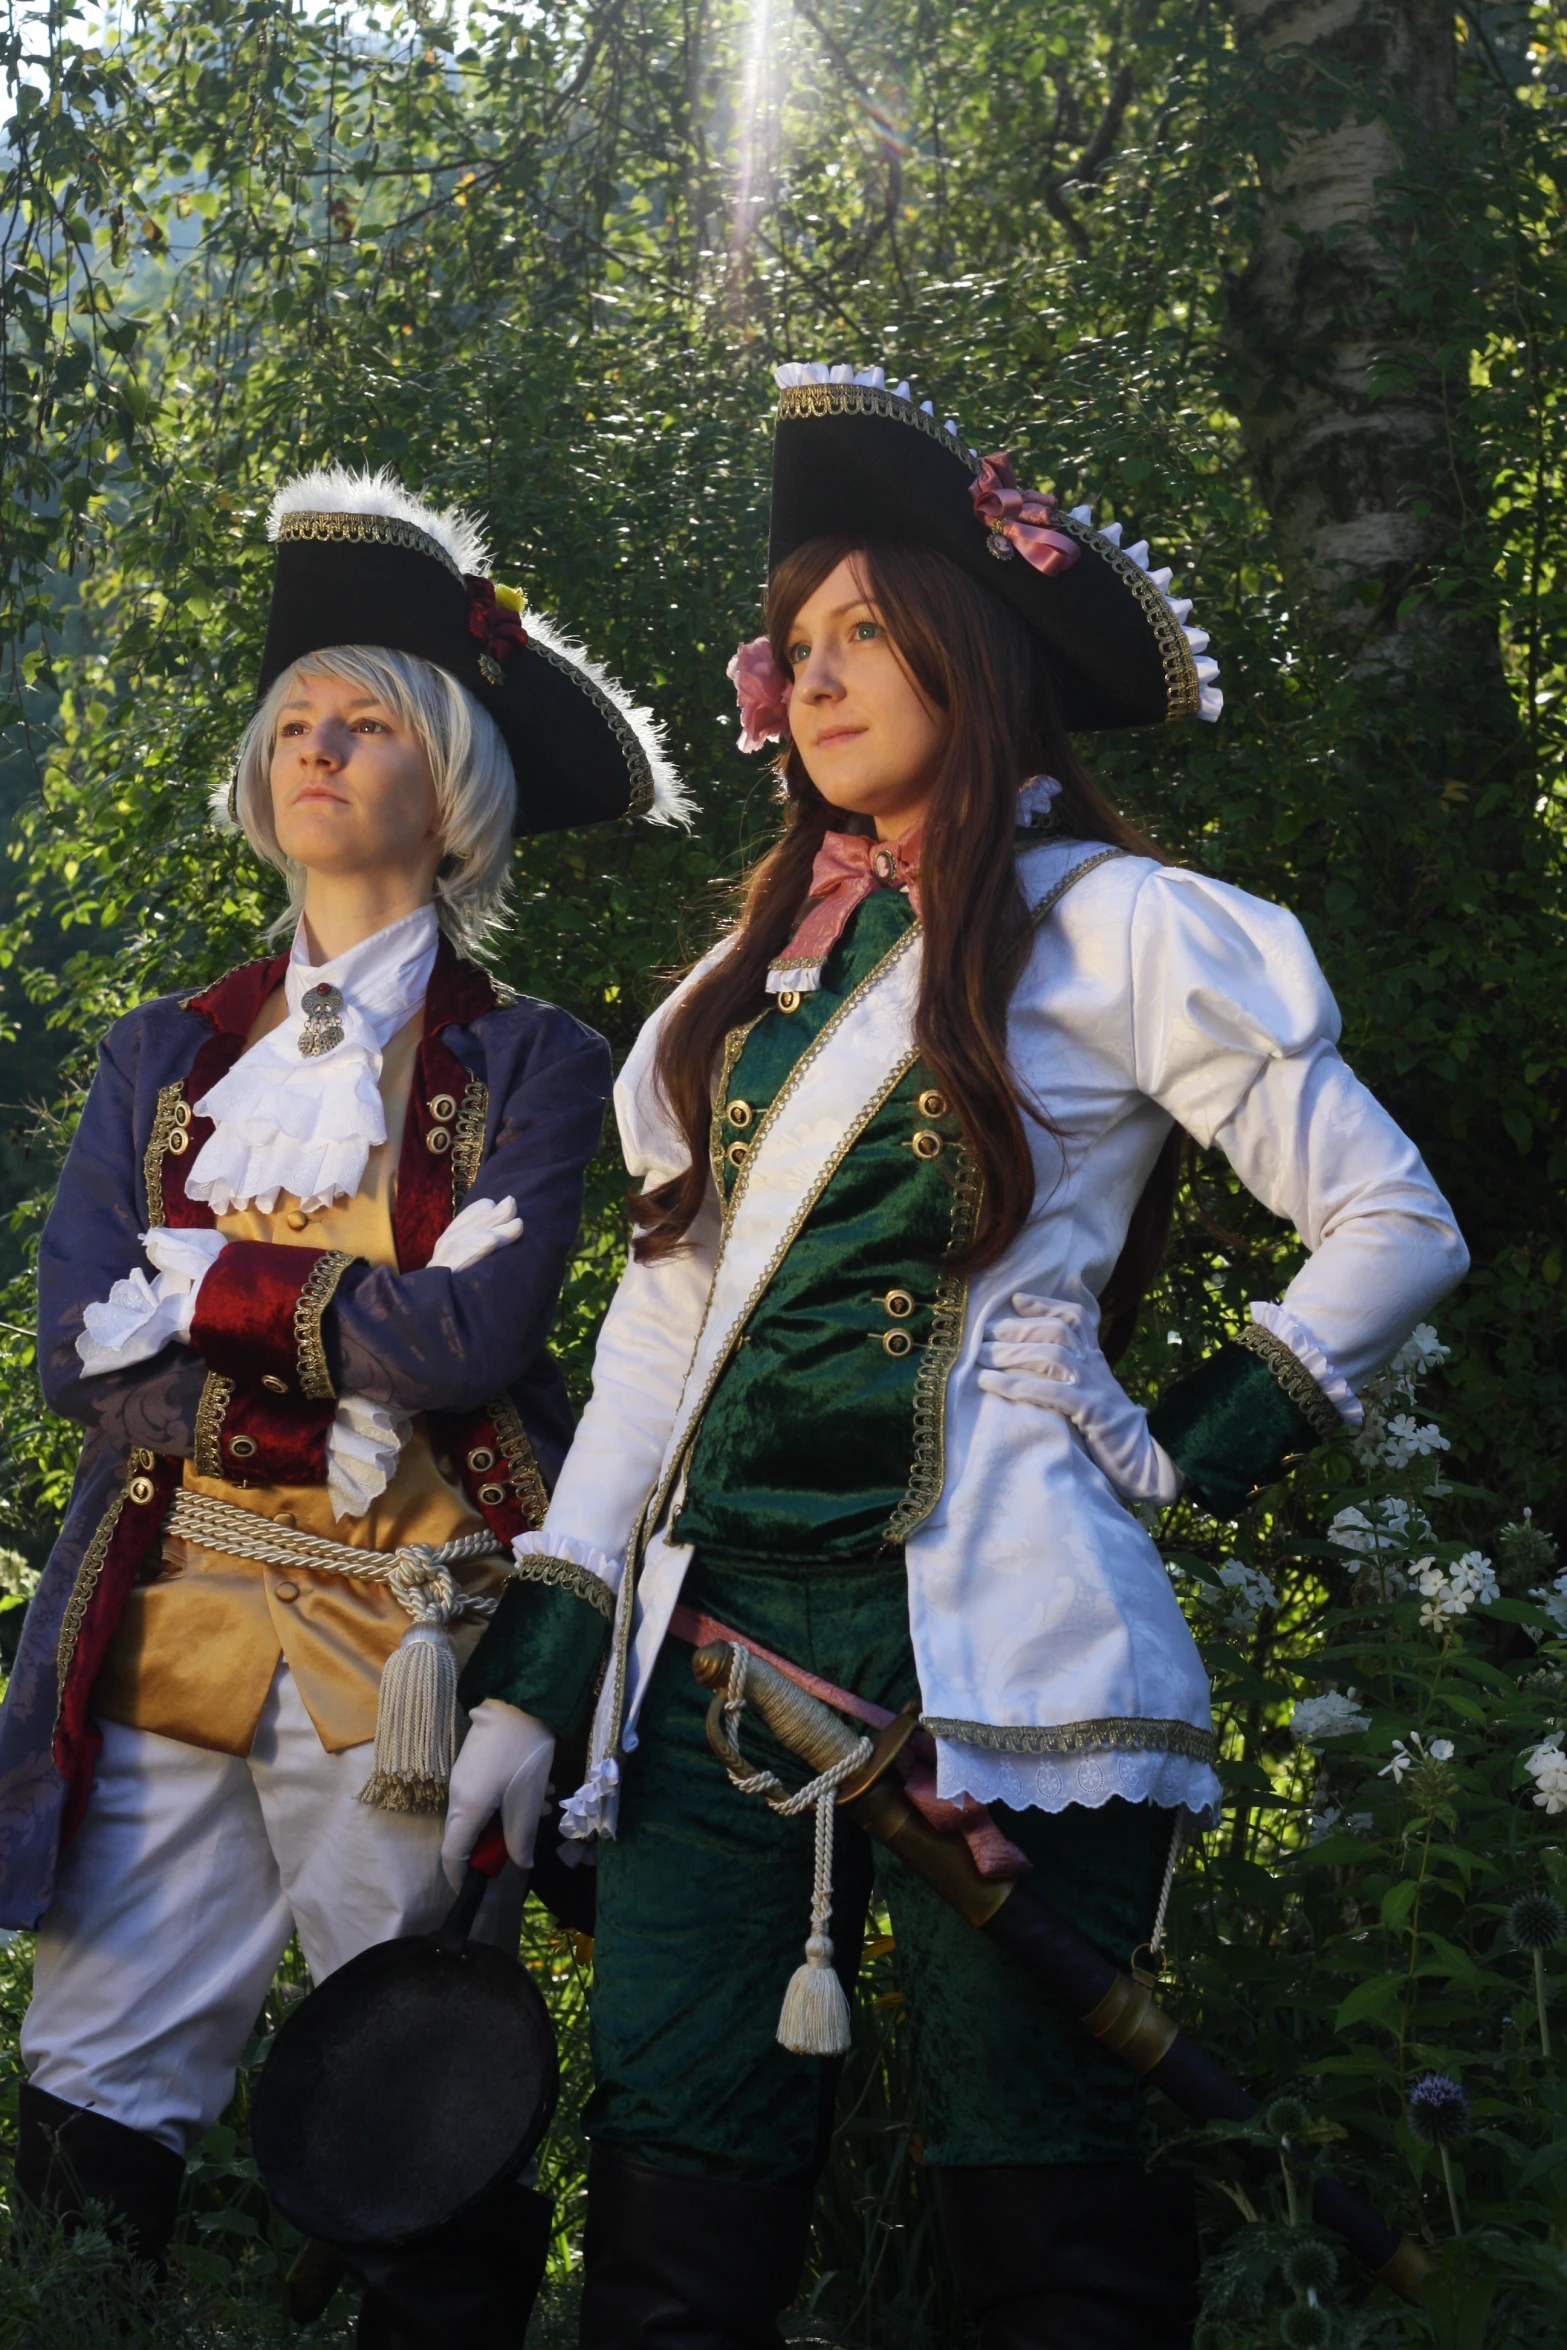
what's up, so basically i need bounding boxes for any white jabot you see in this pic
[186,907,439,1216]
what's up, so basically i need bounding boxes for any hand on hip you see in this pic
[978,1292,1181,1504]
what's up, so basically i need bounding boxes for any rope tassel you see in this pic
[719,1646,868,2060]
[358,1542,488,1814]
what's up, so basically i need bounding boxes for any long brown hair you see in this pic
[633,537,1170,1319]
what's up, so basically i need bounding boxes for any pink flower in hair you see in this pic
[726,635,793,753]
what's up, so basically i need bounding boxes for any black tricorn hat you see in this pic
[257,468,690,834]
[767,365,1221,733]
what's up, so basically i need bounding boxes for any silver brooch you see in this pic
[298,982,345,1057]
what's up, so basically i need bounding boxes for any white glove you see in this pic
[429,1195,523,1273]
[327,1394,410,1520]
[77,1228,228,1375]
[440,1699,555,1890]
[978,1292,1182,1504]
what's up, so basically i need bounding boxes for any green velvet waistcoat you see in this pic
[673,888,973,1564]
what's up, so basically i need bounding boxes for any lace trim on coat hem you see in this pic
[934,1738,1219,1825]
[921,1714,1216,1762]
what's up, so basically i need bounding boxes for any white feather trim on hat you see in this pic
[520,608,696,828]
[267,465,491,579]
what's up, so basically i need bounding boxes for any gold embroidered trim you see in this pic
[512,1552,615,1621]
[885,1140,983,1544]
[1054,517,1199,723]
[193,1371,235,1478]
[777,379,971,463]
[54,1486,129,1722]
[1235,1323,1343,1445]
[711,1014,767,1211]
[526,638,655,818]
[275,509,462,580]
[451,1080,489,1207]
[294,1251,354,1402]
[488,1390,550,1532]
[921,1714,1217,1763]
[142,1083,187,1229]
[1030,846,1126,925]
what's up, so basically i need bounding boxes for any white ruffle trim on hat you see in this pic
[935,1737,1220,1826]
[1249,1302,1363,1428]
[268,464,492,576]
[520,609,696,829]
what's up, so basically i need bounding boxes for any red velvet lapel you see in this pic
[394,935,499,1273]
[162,952,291,1229]
[55,1454,182,1839]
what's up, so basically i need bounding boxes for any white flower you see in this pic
[1390,1324,1450,1381]
[1201,1559,1279,1634]
[1531,1572,1567,1638]
[1381,1738,1416,1783]
[1310,1805,1373,1843]
[1291,1690,1372,1747]
[1413,1551,1498,1630]
[1379,1414,1450,1471]
[1428,1738,1455,1763]
[1524,1735,1567,1816]
[1328,1498,1430,1560]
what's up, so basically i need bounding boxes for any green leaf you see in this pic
[1334,1975,1404,2030]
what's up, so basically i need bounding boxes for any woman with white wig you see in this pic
[0,466,686,2342]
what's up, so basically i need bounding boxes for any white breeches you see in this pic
[23,1663,520,2154]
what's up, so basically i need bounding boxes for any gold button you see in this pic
[726,1100,754,1131]
[466,1446,496,1473]
[165,1127,189,1156]
[883,1290,915,1319]
[227,1434,258,1460]
[127,1474,156,1506]
[171,1100,192,1128]
[725,1140,749,1169]
[426,1126,452,1155]
[129,1447,155,1473]
[261,1373,289,1395]
[911,1130,943,1161]
[274,1581,300,1604]
[478,1481,508,1507]
[917,1089,948,1119]
[428,1093,458,1123]
[274,1511,297,1530]
[776,991,802,1014]
[881,1328,915,1359]
[285,1210,309,1232]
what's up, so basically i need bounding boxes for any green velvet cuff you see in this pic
[458,1568,612,1741]
[1147,1333,1340,1519]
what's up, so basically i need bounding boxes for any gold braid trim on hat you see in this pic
[525,638,656,818]
[274,509,464,580]
[776,379,971,461]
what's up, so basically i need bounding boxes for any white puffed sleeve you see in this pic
[526,944,732,1587]
[1129,868,1469,1397]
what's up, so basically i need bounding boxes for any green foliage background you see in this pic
[3,0,1567,2341]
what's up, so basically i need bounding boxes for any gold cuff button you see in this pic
[227,1434,258,1460]
[129,1447,155,1473]
[467,1446,496,1473]
[725,1140,749,1169]
[127,1474,156,1506]
[428,1093,458,1123]
[285,1210,309,1233]
[261,1373,289,1395]
[477,1481,508,1508]
[917,1089,948,1119]
[883,1289,915,1319]
[776,990,802,1014]
[726,1100,754,1130]
[171,1100,192,1128]
[881,1328,915,1358]
[426,1126,453,1155]
[273,1580,300,1604]
[166,1127,189,1156]
[912,1129,943,1161]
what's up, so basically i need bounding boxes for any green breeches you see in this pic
[586,1553,1174,2182]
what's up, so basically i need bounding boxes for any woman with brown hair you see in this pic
[452,364,1468,2346]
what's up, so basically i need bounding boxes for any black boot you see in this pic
[14,2081,185,2275]
[933,2162,1199,2350]
[579,2145,816,2350]
[348,2175,553,2349]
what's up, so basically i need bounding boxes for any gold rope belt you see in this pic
[163,1488,509,1624]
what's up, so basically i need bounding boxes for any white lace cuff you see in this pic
[558,1755,621,1840]
[327,1394,408,1520]
[1248,1302,1362,1428]
[512,1530,624,1598]
[77,1229,228,1377]
[934,1738,1219,1826]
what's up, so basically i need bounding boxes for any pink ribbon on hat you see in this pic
[727,636,793,753]
[769,821,925,982]
[969,453,1081,576]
